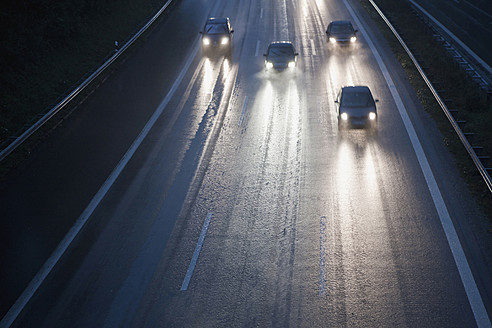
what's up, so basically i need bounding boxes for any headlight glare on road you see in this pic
[288,61,296,68]
[202,38,210,45]
[341,113,348,121]
[266,61,273,69]
[221,37,229,45]
[350,36,357,43]
[329,37,336,44]
[369,112,376,120]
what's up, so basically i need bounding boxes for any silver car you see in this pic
[200,17,234,56]
[326,20,358,45]
[263,42,299,71]
[335,86,378,128]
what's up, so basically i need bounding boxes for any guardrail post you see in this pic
[456,120,466,128]
[479,156,490,166]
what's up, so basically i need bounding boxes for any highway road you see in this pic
[1,0,491,326]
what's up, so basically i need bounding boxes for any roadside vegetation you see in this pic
[358,0,492,221]
[0,0,168,149]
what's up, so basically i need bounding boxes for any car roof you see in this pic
[342,86,371,93]
[206,17,229,24]
[330,20,353,26]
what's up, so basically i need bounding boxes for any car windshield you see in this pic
[268,45,294,57]
[341,90,373,107]
[331,24,353,34]
[205,24,228,34]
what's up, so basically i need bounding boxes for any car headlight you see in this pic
[329,37,336,44]
[350,36,357,43]
[221,37,229,45]
[265,61,273,69]
[202,38,210,45]
[341,113,348,120]
[369,112,376,120]
[288,61,296,68]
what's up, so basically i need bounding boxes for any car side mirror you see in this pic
[199,31,202,34]
[334,100,339,103]
[231,30,234,33]
[295,53,299,56]
[263,54,267,56]
[375,99,379,103]
[354,29,358,33]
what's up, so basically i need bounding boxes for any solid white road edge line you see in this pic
[180,212,213,291]
[0,38,201,328]
[343,1,491,326]
[255,40,260,57]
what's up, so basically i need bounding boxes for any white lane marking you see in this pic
[319,216,327,296]
[0,38,201,328]
[344,1,491,326]
[260,7,263,19]
[310,39,317,56]
[238,96,249,126]
[255,40,260,57]
[180,212,213,291]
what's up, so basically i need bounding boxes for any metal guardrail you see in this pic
[407,0,491,91]
[0,0,174,163]
[408,0,492,78]
[368,0,492,194]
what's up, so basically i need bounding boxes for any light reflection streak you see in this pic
[336,138,403,318]
[336,140,354,204]
[257,81,273,132]
[314,0,326,14]
[287,79,300,127]
[286,79,300,162]
[279,0,289,40]
[363,145,378,193]
[302,3,308,17]
[336,139,355,278]
[190,57,216,135]
[325,55,355,133]
[222,58,230,82]
[196,58,214,106]
[327,55,354,89]
[336,139,379,204]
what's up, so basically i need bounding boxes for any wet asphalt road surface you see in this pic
[1,0,491,326]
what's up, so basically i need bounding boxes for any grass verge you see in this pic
[358,0,492,223]
[0,0,176,182]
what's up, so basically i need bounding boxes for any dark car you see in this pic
[326,20,358,45]
[335,86,378,128]
[263,41,299,71]
[200,17,234,55]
